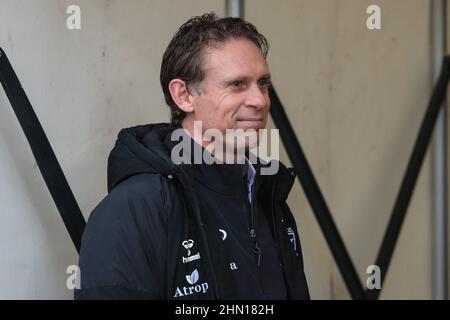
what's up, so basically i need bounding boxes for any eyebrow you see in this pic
[217,73,272,86]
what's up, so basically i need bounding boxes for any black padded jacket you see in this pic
[74,123,309,300]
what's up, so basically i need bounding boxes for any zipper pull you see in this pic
[249,228,261,268]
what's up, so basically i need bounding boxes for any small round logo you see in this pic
[182,239,194,256]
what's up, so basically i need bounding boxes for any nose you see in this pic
[245,84,269,110]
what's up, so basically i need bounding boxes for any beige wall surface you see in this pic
[248,0,436,299]
[0,0,224,299]
[0,0,444,299]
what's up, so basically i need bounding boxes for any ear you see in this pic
[168,79,195,113]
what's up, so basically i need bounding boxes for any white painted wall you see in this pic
[0,0,442,299]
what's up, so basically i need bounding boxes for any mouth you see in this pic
[237,117,264,122]
[236,118,265,125]
[237,117,265,122]
[236,118,266,130]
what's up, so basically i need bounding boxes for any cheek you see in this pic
[196,93,242,129]
[265,94,271,109]
[195,97,227,129]
[214,97,241,125]
[224,102,242,126]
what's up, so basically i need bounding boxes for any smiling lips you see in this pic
[237,117,265,124]
[236,118,265,129]
[238,118,263,121]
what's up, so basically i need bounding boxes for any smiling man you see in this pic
[169,36,270,150]
[75,12,309,300]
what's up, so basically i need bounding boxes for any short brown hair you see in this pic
[160,12,269,127]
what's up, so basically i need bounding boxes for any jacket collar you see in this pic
[162,126,296,199]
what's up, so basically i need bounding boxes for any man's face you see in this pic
[186,38,271,149]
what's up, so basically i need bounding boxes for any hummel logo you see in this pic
[181,239,201,264]
[182,239,194,256]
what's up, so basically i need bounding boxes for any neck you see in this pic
[181,121,247,164]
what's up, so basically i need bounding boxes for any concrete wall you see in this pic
[0,0,442,299]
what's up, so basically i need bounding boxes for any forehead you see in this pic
[201,38,269,80]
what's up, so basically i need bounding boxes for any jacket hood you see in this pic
[107,122,296,201]
[107,123,176,192]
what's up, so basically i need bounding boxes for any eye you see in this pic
[258,78,272,88]
[231,80,243,88]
